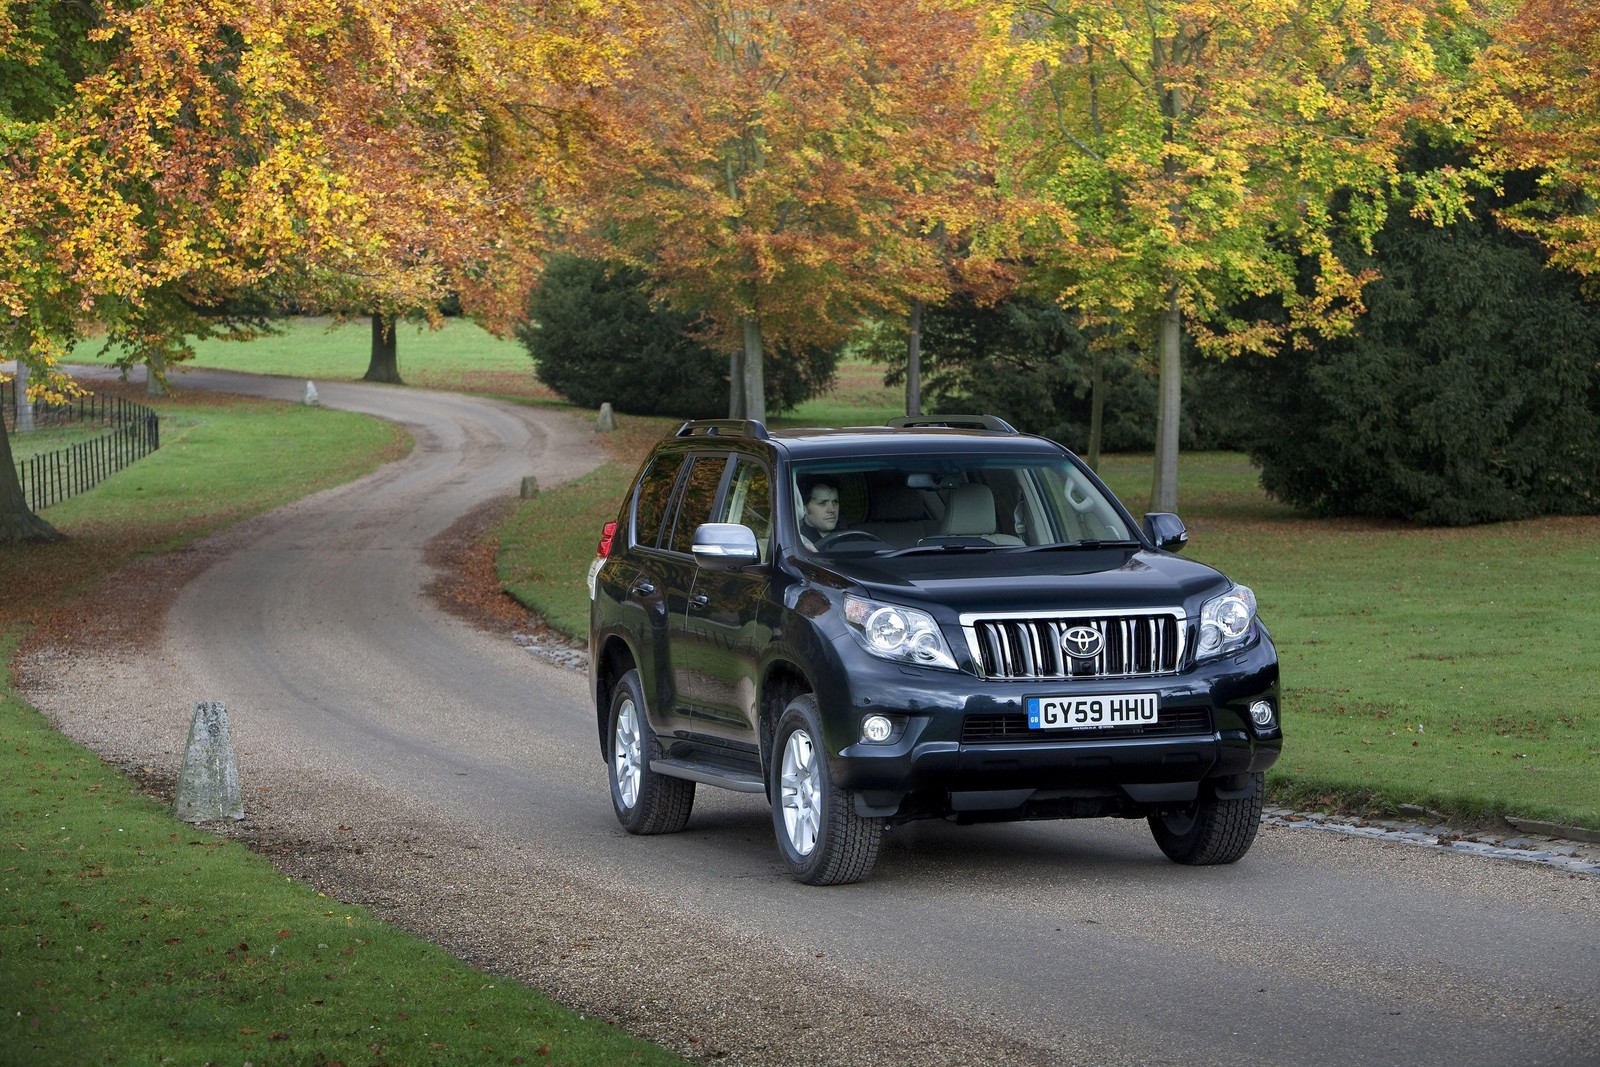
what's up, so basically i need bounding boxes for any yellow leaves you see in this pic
[1466,0,1600,280]
[2,0,630,366]
[978,0,1488,355]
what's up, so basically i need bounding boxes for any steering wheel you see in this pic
[817,529,884,549]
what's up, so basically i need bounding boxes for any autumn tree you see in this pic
[291,1,633,386]
[1,0,626,542]
[982,0,1479,512]
[564,0,995,422]
[1471,0,1600,284]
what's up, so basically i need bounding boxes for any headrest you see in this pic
[941,483,997,536]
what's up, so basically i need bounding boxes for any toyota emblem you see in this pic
[1061,625,1103,659]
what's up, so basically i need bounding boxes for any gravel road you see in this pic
[18,370,1599,1067]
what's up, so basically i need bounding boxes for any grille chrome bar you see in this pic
[961,610,1185,681]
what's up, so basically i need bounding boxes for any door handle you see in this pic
[691,594,710,609]
[631,580,656,597]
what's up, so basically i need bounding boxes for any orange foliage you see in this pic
[1474,0,1600,285]
[1,0,627,393]
[559,0,1002,379]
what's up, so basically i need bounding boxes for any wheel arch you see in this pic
[758,659,813,786]
[594,635,639,757]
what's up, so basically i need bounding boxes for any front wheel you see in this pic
[1148,773,1264,865]
[769,695,883,885]
[607,669,694,834]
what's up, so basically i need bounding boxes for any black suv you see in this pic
[588,416,1280,884]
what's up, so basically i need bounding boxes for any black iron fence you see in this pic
[4,378,161,511]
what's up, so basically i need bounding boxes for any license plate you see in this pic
[1026,693,1158,730]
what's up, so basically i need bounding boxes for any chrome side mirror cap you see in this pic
[692,523,761,568]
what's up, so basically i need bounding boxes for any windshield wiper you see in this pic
[1018,539,1141,553]
[882,541,1007,558]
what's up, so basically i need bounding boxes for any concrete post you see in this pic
[174,701,244,823]
[304,381,320,407]
[596,402,617,433]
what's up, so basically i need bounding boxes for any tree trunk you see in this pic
[741,315,766,424]
[0,416,64,543]
[906,298,923,417]
[1086,347,1104,472]
[363,313,404,384]
[145,350,169,397]
[1149,283,1182,514]
[728,351,745,419]
[14,362,33,433]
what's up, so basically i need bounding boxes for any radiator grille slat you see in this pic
[968,612,1183,681]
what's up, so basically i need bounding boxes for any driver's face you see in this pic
[805,487,840,532]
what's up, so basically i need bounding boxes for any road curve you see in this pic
[21,370,1600,1067]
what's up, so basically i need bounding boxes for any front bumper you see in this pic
[811,631,1281,818]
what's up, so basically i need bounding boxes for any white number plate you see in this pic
[1026,693,1158,730]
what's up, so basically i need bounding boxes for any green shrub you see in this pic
[1233,202,1600,525]
[517,256,837,417]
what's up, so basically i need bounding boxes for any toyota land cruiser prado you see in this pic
[587,415,1281,884]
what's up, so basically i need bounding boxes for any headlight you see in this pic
[843,594,958,671]
[1197,583,1258,660]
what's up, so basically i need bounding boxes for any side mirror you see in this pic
[1143,512,1189,553]
[692,523,761,569]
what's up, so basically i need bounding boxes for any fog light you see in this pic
[1250,700,1275,727]
[862,714,894,743]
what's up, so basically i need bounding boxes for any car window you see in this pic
[666,453,729,555]
[717,458,772,562]
[632,452,686,549]
[789,453,1134,552]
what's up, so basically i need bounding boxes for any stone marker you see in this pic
[520,475,540,498]
[174,701,244,823]
[304,380,320,407]
[596,401,617,433]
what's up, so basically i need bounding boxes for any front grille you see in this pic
[962,706,1212,743]
[964,612,1184,681]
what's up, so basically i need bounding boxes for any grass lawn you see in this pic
[0,381,686,1067]
[1094,454,1600,830]
[68,315,552,399]
[0,667,685,1067]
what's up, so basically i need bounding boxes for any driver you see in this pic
[798,476,842,550]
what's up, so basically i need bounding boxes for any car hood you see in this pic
[805,546,1231,616]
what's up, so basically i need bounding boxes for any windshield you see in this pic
[791,454,1136,554]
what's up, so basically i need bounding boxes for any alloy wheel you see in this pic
[613,696,643,809]
[780,729,822,856]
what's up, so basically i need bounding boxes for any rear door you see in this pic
[660,452,731,731]
[612,449,689,725]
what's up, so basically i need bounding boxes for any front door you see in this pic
[680,457,773,742]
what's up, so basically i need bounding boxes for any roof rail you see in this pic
[674,418,771,440]
[886,414,1018,434]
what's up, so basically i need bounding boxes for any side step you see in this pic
[651,758,765,793]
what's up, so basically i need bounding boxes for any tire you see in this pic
[1148,773,1264,865]
[769,694,883,885]
[607,669,694,834]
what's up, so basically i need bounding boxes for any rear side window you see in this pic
[632,452,686,548]
[666,454,729,554]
